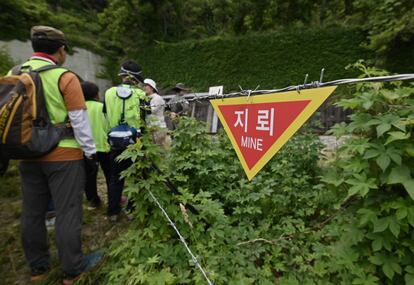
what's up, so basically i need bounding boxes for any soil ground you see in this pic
[0,164,129,285]
[0,136,341,284]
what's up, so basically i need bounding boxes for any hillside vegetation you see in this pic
[135,27,372,91]
[1,0,413,89]
[1,1,414,284]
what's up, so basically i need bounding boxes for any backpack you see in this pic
[107,86,140,151]
[0,64,73,161]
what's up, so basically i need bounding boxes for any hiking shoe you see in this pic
[62,251,104,285]
[45,216,56,230]
[120,195,128,207]
[107,214,118,223]
[30,265,50,281]
[87,199,102,210]
[118,211,134,222]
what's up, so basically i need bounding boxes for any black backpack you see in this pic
[107,86,140,151]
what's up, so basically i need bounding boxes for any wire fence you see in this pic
[142,73,414,284]
[159,73,414,108]
[147,189,214,285]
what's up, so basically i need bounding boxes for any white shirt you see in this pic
[148,93,167,128]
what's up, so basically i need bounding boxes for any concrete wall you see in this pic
[0,40,111,93]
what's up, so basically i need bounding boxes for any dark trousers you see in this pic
[84,152,110,204]
[19,160,85,275]
[108,150,132,216]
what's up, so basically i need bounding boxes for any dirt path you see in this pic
[0,169,129,285]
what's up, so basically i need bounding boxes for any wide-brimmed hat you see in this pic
[118,60,144,83]
[31,25,70,51]
[144,78,159,94]
[172,83,189,92]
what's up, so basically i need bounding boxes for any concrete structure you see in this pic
[0,40,111,93]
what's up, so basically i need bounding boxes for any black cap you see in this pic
[118,60,143,83]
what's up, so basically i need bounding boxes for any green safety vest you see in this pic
[19,59,80,149]
[85,100,110,152]
[104,84,146,129]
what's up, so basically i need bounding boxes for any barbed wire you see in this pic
[147,189,214,285]
[135,73,414,283]
[145,73,414,109]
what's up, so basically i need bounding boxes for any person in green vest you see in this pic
[81,81,111,209]
[11,26,103,284]
[103,60,146,222]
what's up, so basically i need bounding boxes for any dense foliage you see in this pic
[74,65,414,284]
[0,0,103,52]
[79,118,337,284]
[99,0,414,54]
[1,0,412,88]
[0,48,14,75]
[322,63,414,284]
[133,26,371,91]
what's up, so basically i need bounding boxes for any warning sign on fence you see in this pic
[210,86,337,180]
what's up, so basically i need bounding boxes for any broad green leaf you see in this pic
[388,152,402,165]
[363,149,380,159]
[388,166,411,184]
[372,238,383,251]
[383,237,392,251]
[389,219,400,237]
[403,179,414,201]
[373,217,389,233]
[376,154,391,172]
[405,273,414,285]
[406,266,414,274]
[376,123,391,137]
[389,166,414,200]
[396,207,408,220]
[381,89,400,100]
[358,208,377,226]
[347,184,360,197]
[352,275,379,285]
[146,255,160,264]
[385,131,411,145]
[363,100,373,110]
[392,121,406,132]
[321,171,344,187]
[369,254,383,265]
[146,269,176,285]
[391,261,402,274]
[383,262,395,280]
[405,146,414,157]
[352,275,378,285]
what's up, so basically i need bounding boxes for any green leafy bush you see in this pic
[81,64,414,284]
[0,0,103,52]
[132,26,372,92]
[81,118,344,284]
[0,48,14,75]
[322,62,414,284]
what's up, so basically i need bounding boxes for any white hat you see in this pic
[144,78,158,94]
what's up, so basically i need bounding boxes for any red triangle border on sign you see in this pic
[218,100,311,169]
[210,86,337,180]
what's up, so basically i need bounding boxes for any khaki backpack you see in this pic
[0,65,72,163]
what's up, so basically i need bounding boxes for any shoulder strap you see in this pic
[116,86,133,124]
[34,64,63,73]
[11,65,22,75]
[120,98,126,124]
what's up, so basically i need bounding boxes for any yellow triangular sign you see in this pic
[210,86,337,180]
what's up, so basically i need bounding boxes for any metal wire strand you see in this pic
[147,189,214,285]
[145,73,414,109]
[138,73,414,283]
